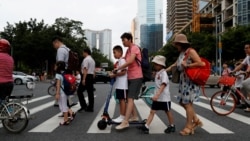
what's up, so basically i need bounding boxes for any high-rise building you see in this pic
[84,29,112,60]
[238,0,250,26]
[136,0,164,53]
[166,0,192,35]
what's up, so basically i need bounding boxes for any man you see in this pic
[0,39,14,102]
[52,36,77,107]
[115,33,143,130]
[231,42,250,111]
[77,48,95,112]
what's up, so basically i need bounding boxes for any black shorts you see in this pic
[151,101,171,111]
[115,89,127,100]
[0,82,14,100]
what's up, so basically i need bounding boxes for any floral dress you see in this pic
[176,51,201,104]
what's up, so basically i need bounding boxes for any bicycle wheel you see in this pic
[210,91,236,116]
[143,86,155,106]
[48,85,56,96]
[1,103,29,133]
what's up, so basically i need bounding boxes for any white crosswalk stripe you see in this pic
[1,94,249,134]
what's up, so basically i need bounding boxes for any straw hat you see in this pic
[173,34,189,44]
[152,55,166,67]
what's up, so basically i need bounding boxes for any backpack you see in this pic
[68,50,79,71]
[135,47,152,82]
[184,48,211,97]
[61,73,77,96]
[62,47,79,71]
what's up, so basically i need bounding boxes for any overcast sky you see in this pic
[0,0,147,46]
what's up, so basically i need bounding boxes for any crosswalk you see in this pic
[0,94,249,134]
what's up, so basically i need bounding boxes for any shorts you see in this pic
[115,89,127,99]
[128,78,143,99]
[151,101,171,111]
[0,82,14,100]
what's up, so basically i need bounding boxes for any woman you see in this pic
[166,34,204,135]
[0,39,14,102]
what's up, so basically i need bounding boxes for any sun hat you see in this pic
[152,55,166,67]
[173,34,189,44]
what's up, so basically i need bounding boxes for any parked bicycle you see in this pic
[48,79,56,96]
[210,73,250,116]
[0,82,35,133]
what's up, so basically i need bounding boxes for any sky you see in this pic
[0,0,140,46]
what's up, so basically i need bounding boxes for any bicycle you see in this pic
[114,84,155,106]
[48,79,56,96]
[0,82,35,133]
[210,73,250,116]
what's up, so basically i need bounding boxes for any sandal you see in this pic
[244,108,250,112]
[70,112,76,121]
[179,127,194,136]
[193,119,203,129]
[59,120,70,126]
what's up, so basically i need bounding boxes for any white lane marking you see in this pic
[199,97,250,125]
[29,97,84,133]
[87,97,116,133]
[135,99,167,134]
[171,102,234,134]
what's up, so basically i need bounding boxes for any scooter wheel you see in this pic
[97,119,107,130]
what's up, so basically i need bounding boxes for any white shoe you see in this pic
[112,115,124,123]
[128,116,139,122]
[115,120,129,130]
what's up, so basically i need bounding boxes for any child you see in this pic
[109,45,128,123]
[55,61,76,125]
[139,55,175,134]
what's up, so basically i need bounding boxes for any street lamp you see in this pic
[218,16,222,76]
[215,15,222,76]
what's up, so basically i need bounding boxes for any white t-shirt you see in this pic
[81,55,95,74]
[154,69,171,102]
[56,45,69,68]
[115,58,128,89]
[235,70,245,88]
[242,56,250,66]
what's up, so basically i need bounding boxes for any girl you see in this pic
[55,61,76,125]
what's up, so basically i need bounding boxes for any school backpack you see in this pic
[184,48,211,97]
[135,47,152,82]
[61,73,77,96]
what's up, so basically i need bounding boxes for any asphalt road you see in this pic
[0,81,249,141]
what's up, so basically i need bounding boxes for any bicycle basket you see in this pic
[218,76,236,86]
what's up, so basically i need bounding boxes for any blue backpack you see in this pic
[135,47,152,82]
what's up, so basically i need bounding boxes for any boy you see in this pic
[109,45,128,123]
[139,55,175,134]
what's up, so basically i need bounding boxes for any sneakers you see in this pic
[139,124,149,134]
[128,117,139,122]
[164,125,176,133]
[115,120,129,130]
[112,115,124,123]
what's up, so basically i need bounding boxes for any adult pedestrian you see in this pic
[0,39,14,102]
[115,32,143,130]
[166,34,204,135]
[52,36,77,107]
[77,48,95,112]
[231,42,250,112]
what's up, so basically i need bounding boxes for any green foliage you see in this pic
[0,17,112,74]
[91,48,114,70]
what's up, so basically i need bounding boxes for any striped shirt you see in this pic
[0,53,14,83]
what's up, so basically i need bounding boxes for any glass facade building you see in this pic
[137,0,163,53]
[238,0,250,25]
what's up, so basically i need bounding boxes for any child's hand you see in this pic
[152,95,159,101]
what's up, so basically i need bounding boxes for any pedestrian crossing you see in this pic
[0,94,249,134]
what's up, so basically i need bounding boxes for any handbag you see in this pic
[171,66,180,83]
